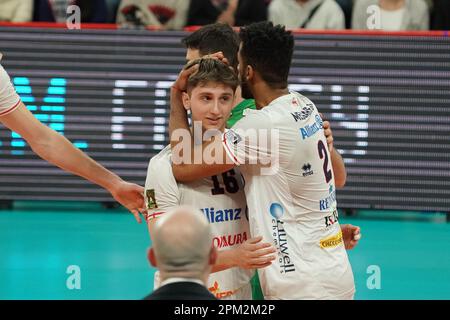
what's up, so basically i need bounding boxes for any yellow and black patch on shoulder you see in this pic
[145,189,158,210]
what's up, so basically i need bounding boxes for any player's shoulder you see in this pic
[0,63,11,86]
[145,145,179,191]
[232,109,273,132]
[147,145,173,174]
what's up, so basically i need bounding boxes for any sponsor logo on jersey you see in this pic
[299,114,323,140]
[325,209,339,228]
[145,189,158,209]
[320,231,343,249]
[291,105,313,122]
[225,129,242,145]
[269,203,296,274]
[320,185,336,211]
[208,281,238,299]
[302,163,314,177]
[200,207,242,224]
[213,231,247,249]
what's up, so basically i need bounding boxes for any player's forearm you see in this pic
[331,148,347,188]
[169,87,196,181]
[30,126,122,192]
[211,249,237,273]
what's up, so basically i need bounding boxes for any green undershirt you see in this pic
[226,98,256,128]
[228,98,264,300]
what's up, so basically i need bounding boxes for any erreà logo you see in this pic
[302,163,313,177]
[269,203,295,274]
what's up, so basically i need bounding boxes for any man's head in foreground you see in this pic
[148,205,217,284]
[182,58,239,132]
[238,21,294,99]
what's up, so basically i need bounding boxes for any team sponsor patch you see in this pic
[299,114,323,140]
[213,231,247,249]
[325,208,339,228]
[291,105,314,122]
[208,281,238,299]
[320,231,343,249]
[145,189,158,209]
[269,203,296,274]
[201,207,242,223]
[320,184,336,211]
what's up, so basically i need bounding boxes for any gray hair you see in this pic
[152,206,213,275]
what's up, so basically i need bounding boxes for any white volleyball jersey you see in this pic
[222,91,355,299]
[145,145,254,299]
[0,64,21,117]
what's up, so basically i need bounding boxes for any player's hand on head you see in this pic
[109,180,147,223]
[234,236,276,269]
[172,52,230,93]
[172,59,200,92]
[341,224,361,250]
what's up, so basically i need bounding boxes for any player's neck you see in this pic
[254,83,290,109]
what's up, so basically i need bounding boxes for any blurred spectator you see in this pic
[105,0,121,23]
[34,0,108,23]
[268,0,345,30]
[352,0,429,30]
[431,0,450,30]
[116,0,190,29]
[336,0,353,28]
[186,0,268,27]
[0,0,33,22]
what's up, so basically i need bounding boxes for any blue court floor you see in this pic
[0,201,449,300]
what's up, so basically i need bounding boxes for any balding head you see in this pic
[148,206,216,282]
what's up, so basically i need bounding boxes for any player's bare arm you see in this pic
[1,102,146,222]
[322,118,347,188]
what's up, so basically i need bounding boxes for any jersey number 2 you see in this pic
[318,140,332,183]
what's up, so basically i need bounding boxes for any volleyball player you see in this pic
[168,22,356,299]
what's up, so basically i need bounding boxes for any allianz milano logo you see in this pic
[299,114,323,140]
[270,203,296,274]
[200,207,243,223]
